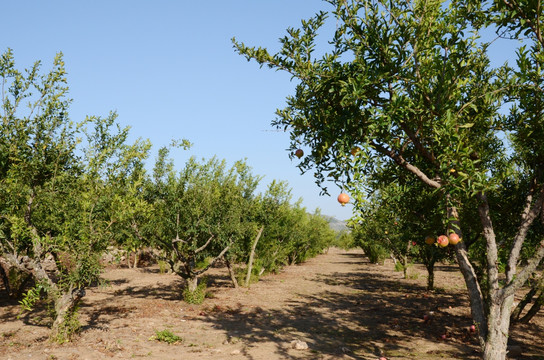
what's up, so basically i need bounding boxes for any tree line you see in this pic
[0,49,336,342]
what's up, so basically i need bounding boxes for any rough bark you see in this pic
[245,226,264,287]
[51,286,85,341]
[482,295,514,360]
[448,204,487,347]
[477,193,500,296]
[402,255,408,279]
[186,275,199,293]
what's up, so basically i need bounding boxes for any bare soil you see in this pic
[1,248,543,360]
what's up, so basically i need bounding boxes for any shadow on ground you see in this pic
[196,252,484,360]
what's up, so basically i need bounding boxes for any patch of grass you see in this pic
[158,260,169,274]
[150,329,182,344]
[182,277,208,304]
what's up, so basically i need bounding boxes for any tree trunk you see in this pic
[448,204,487,347]
[402,255,407,279]
[187,275,199,293]
[0,262,11,296]
[426,261,435,291]
[51,286,85,342]
[482,295,514,360]
[133,250,139,269]
[225,258,239,289]
[289,253,297,266]
[390,254,397,266]
[245,226,264,287]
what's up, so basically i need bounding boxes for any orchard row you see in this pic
[0,50,337,343]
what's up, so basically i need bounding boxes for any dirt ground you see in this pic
[1,248,543,360]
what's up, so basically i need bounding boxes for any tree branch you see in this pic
[399,121,438,166]
[477,192,501,296]
[169,239,189,267]
[502,0,544,46]
[370,141,441,188]
[195,234,214,254]
[448,204,488,345]
[501,238,544,301]
[172,237,188,245]
[506,178,544,283]
[194,239,232,276]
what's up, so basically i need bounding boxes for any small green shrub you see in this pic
[394,261,413,273]
[18,281,50,317]
[52,305,81,344]
[332,231,355,250]
[150,329,182,344]
[158,260,169,274]
[408,272,419,280]
[360,241,389,264]
[235,265,261,286]
[182,277,207,304]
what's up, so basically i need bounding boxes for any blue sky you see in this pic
[1,1,355,220]
[1,1,519,221]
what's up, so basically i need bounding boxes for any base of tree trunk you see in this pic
[225,259,239,289]
[50,287,85,343]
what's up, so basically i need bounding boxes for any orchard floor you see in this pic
[1,248,543,360]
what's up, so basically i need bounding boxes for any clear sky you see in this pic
[1,0,356,220]
[1,1,519,221]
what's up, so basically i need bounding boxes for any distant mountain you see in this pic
[324,215,349,232]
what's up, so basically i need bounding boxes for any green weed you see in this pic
[150,329,182,344]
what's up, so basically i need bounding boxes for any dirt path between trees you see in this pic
[1,248,543,359]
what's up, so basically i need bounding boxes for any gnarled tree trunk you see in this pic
[51,286,86,342]
[186,275,199,293]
